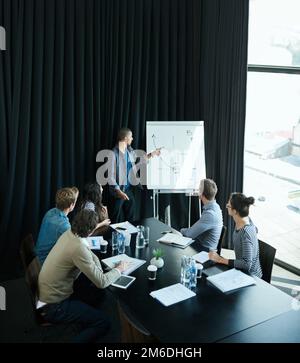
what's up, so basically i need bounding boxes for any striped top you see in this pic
[232,219,262,278]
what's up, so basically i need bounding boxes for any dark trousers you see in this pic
[110,188,135,223]
[43,276,110,343]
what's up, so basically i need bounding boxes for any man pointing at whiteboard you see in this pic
[108,127,161,223]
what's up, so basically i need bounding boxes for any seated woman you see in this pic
[209,193,262,278]
[80,182,111,236]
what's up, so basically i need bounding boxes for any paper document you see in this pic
[36,300,47,309]
[192,251,209,264]
[110,221,138,234]
[86,236,103,250]
[150,283,196,306]
[170,228,183,236]
[206,268,256,293]
[101,254,146,275]
[157,233,194,249]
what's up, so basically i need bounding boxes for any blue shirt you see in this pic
[109,146,134,193]
[35,208,70,265]
[180,200,223,251]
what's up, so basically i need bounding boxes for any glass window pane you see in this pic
[244,72,300,270]
[248,0,300,67]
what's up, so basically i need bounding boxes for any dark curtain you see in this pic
[0,0,249,276]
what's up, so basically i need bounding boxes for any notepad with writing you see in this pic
[150,283,196,306]
[101,254,146,275]
[206,268,256,293]
[110,221,138,234]
[157,233,194,249]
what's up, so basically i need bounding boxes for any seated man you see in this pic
[38,209,128,343]
[180,179,223,251]
[35,187,79,264]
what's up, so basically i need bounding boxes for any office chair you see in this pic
[20,257,77,341]
[19,234,36,271]
[217,225,227,255]
[117,301,157,343]
[19,234,49,324]
[25,256,53,326]
[18,236,78,341]
[258,240,276,283]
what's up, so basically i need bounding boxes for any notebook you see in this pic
[110,221,138,234]
[150,283,196,306]
[192,251,210,264]
[157,233,194,249]
[206,268,256,293]
[101,254,146,275]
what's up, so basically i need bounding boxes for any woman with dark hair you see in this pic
[209,193,262,278]
[80,182,111,235]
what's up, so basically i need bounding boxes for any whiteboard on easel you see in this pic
[146,121,206,192]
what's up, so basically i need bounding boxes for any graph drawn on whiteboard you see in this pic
[146,121,206,191]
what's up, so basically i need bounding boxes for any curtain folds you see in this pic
[0,0,249,274]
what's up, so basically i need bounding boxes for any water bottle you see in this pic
[189,258,197,289]
[117,232,125,254]
[181,256,191,287]
[136,225,145,249]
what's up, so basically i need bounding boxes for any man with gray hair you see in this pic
[180,179,223,251]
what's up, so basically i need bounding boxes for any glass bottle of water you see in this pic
[117,232,125,254]
[136,225,145,249]
[181,256,191,287]
[189,258,197,289]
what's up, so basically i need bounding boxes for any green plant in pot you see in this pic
[150,248,164,268]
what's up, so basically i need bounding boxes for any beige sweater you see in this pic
[38,229,120,304]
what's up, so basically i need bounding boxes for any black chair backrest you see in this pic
[258,240,276,283]
[20,234,35,271]
[25,256,41,306]
[117,301,157,343]
[217,226,227,255]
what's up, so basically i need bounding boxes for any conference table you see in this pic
[97,217,298,343]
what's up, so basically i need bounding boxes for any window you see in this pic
[248,0,300,67]
[245,0,300,272]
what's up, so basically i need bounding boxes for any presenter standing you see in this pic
[108,127,161,223]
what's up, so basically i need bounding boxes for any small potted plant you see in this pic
[150,248,164,268]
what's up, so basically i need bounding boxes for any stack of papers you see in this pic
[150,283,196,306]
[110,221,138,234]
[157,233,194,249]
[206,268,256,293]
[192,251,209,264]
[101,254,146,275]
